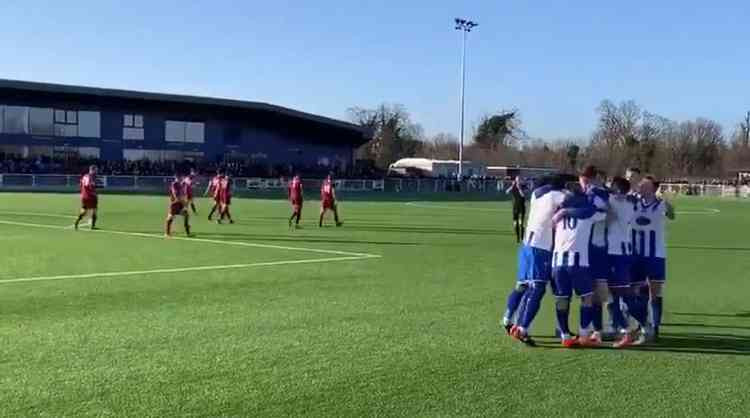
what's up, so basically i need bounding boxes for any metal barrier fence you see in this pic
[659,183,750,198]
[0,174,515,194]
[0,174,387,193]
[2,175,748,198]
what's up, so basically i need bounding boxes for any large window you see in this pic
[0,106,98,138]
[77,111,101,138]
[123,113,144,140]
[54,109,78,137]
[29,107,54,136]
[123,148,204,161]
[165,120,204,143]
[4,106,29,134]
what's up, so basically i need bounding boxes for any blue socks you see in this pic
[519,283,546,329]
[609,295,629,330]
[592,304,603,331]
[580,305,594,333]
[504,287,527,323]
[556,303,571,336]
[623,294,648,326]
[651,296,663,329]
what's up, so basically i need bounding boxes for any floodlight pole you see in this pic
[454,18,477,180]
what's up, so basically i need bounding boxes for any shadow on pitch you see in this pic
[338,224,511,236]
[672,311,750,318]
[532,331,750,356]
[195,232,422,247]
[668,245,750,252]
[227,220,512,236]
[625,332,750,356]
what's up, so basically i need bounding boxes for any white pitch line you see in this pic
[676,208,721,215]
[65,219,91,230]
[0,219,379,258]
[0,256,373,285]
[405,202,510,212]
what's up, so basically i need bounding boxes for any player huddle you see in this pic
[502,166,675,348]
[73,166,343,235]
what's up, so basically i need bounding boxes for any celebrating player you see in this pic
[165,173,192,237]
[504,175,568,346]
[626,167,642,193]
[606,177,651,348]
[218,172,234,224]
[319,174,342,227]
[505,176,526,244]
[632,176,675,341]
[580,165,611,343]
[550,191,607,348]
[183,168,198,214]
[288,175,304,229]
[205,169,223,221]
[74,165,99,230]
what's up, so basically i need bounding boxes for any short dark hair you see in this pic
[550,175,566,190]
[643,175,660,190]
[612,176,630,194]
[627,167,641,174]
[581,165,597,178]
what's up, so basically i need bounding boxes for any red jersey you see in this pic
[209,176,221,199]
[80,174,97,199]
[289,178,303,201]
[219,176,232,201]
[183,176,195,198]
[169,180,186,203]
[321,179,334,201]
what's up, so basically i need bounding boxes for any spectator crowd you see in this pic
[0,155,382,179]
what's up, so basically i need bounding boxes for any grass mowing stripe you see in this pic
[0,210,76,219]
[0,219,380,258]
[0,255,377,284]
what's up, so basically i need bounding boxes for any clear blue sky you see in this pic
[1,1,747,140]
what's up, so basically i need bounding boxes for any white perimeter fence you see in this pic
[0,174,748,197]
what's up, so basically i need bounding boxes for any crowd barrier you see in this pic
[0,174,516,195]
[4,175,745,197]
[659,183,750,198]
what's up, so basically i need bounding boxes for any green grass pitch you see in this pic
[1,192,749,417]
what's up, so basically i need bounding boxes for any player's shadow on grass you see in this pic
[668,245,750,252]
[672,311,750,318]
[338,224,512,236]
[627,332,750,356]
[196,232,422,247]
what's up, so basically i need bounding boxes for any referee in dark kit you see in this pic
[505,176,526,244]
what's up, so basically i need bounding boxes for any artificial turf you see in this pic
[1,192,749,417]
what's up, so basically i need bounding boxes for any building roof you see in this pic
[0,78,367,136]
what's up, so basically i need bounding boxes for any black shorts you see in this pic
[513,203,526,221]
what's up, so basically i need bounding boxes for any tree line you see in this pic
[349,101,750,179]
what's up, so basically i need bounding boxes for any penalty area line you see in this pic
[0,255,376,285]
[0,219,380,259]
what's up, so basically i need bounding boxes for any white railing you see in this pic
[659,183,750,198]
[0,174,385,193]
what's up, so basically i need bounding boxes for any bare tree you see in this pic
[472,111,522,150]
[423,133,459,160]
[348,104,424,169]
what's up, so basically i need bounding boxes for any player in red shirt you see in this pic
[183,168,198,214]
[218,173,234,224]
[319,174,342,227]
[165,173,192,237]
[288,175,304,229]
[75,165,99,230]
[205,169,223,221]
